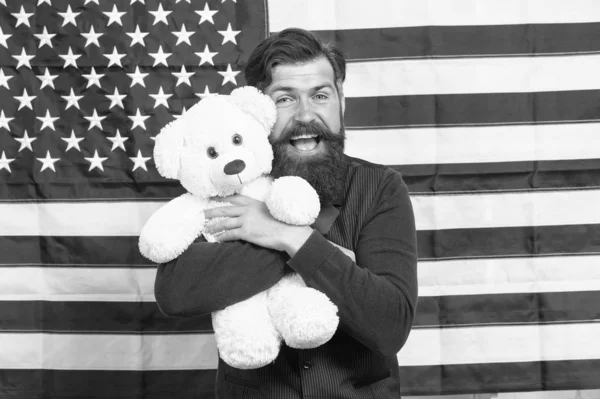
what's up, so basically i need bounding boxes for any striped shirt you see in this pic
[155,155,418,398]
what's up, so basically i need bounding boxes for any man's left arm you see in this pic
[287,170,418,357]
[204,170,418,357]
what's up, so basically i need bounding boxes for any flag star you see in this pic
[13,48,35,69]
[11,6,34,27]
[59,47,82,68]
[127,25,148,47]
[222,0,237,2]
[58,5,80,27]
[218,23,241,45]
[176,0,191,3]
[103,5,127,26]
[150,87,173,108]
[15,130,37,152]
[37,151,60,172]
[37,110,59,131]
[82,67,104,88]
[34,27,55,48]
[130,0,145,4]
[81,26,103,47]
[149,4,171,25]
[149,46,171,67]
[0,151,15,173]
[196,86,216,99]
[130,150,151,171]
[62,88,84,110]
[128,108,150,130]
[0,69,12,89]
[173,65,194,87]
[38,0,52,5]
[84,109,106,131]
[104,47,126,67]
[84,0,100,4]
[36,68,58,90]
[15,88,36,110]
[62,130,84,152]
[127,66,149,88]
[107,129,128,151]
[218,64,240,86]
[0,26,11,49]
[196,4,218,25]
[196,45,217,66]
[106,87,126,109]
[0,110,14,130]
[173,25,195,46]
[85,150,108,171]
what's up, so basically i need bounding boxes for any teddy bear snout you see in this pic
[224,159,246,175]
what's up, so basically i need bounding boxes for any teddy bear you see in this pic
[138,86,339,369]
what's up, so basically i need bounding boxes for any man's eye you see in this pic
[276,97,291,104]
[314,93,328,100]
[232,134,243,145]
[207,147,218,159]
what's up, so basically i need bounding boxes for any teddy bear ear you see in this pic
[229,86,277,133]
[153,120,184,179]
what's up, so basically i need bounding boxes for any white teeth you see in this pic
[290,134,317,140]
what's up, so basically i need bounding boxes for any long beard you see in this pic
[270,121,349,205]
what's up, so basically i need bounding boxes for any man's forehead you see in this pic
[267,58,336,92]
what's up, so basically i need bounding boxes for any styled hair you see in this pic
[244,28,346,91]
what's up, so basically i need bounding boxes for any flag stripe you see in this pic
[399,360,600,395]
[395,159,600,194]
[2,254,599,303]
[345,91,600,128]
[418,255,600,297]
[4,223,599,267]
[344,55,600,97]
[268,0,600,31]
[1,363,598,398]
[345,123,600,166]
[3,190,600,235]
[2,323,599,369]
[2,290,599,333]
[0,236,150,266]
[313,23,600,61]
[0,369,218,399]
[417,224,600,260]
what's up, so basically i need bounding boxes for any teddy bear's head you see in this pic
[153,87,277,198]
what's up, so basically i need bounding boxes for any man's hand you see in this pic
[204,195,313,256]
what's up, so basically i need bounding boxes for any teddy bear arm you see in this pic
[139,193,209,263]
[266,176,321,226]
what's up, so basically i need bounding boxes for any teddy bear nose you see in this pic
[224,159,246,175]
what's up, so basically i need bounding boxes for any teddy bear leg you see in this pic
[212,291,282,369]
[267,273,339,349]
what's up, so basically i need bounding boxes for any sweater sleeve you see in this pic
[154,239,289,317]
[287,170,418,357]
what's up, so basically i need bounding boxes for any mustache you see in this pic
[271,121,340,144]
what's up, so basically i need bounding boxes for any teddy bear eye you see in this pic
[232,134,243,145]
[207,147,219,159]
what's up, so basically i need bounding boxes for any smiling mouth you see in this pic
[289,133,321,152]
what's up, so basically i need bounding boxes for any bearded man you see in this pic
[154,28,418,399]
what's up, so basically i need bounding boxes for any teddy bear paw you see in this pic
[212,291,282,369]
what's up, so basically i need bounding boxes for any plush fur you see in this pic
[139,87,339,369]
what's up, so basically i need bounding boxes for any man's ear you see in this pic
[153,120,184,179]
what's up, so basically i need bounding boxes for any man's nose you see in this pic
[294,99,316,124]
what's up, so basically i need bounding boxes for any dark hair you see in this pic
[244,28,346,91]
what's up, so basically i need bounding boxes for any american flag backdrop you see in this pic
[1,0,600,398]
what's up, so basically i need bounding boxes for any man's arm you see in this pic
[287,170,418,357]
[154,240,289,317]
[205,170,418,357]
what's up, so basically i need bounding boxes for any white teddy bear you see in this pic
[139,86,339,369]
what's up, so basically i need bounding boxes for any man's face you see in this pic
[263,57,348,204]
